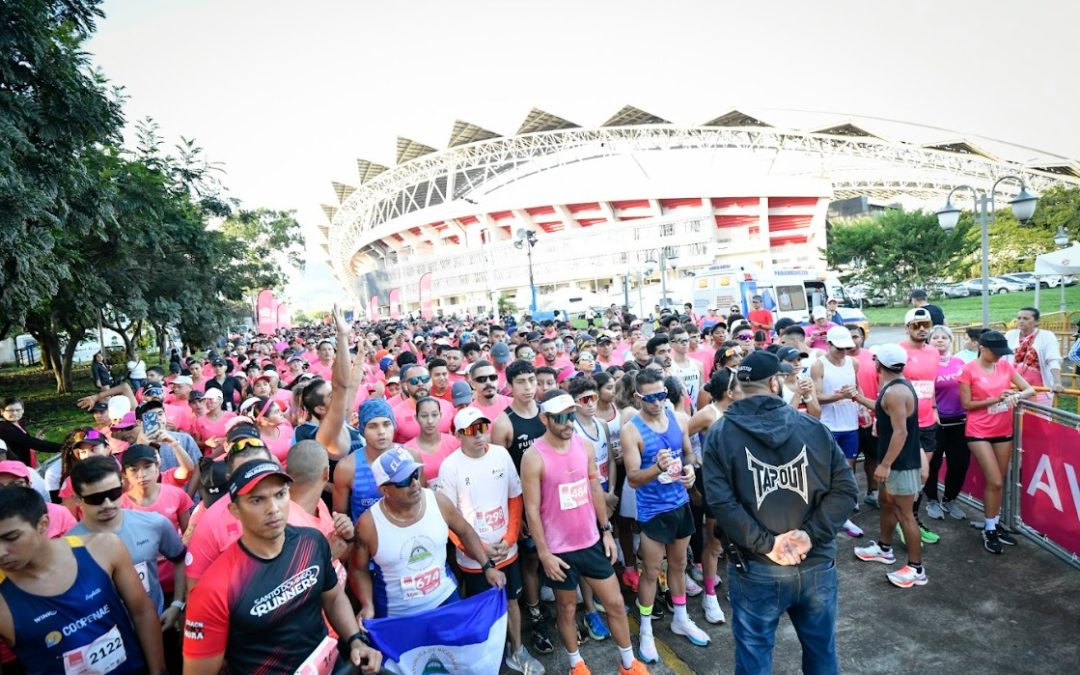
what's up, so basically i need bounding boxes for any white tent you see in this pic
[1034,242,1080,275]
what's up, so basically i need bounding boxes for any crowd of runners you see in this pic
[0,291,1069,674]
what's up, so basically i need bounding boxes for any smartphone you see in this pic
[142,410,162,438]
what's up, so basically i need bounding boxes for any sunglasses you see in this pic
[576,393,598,404]
[672,338,690,344]
[635,391,668,404]
[473,374,498,384]
[80,486,124,506]
[389,469,420,488]
[546,411,576,425]
[577,354,595,361]
[736,334,754,340]
[229,437,266,452]
[518,352,536,360]
[460,422,490,437]
[408,374,432,386]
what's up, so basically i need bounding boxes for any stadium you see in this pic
[319,106,1080,318]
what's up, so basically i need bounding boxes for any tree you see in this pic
[825,209,976,301]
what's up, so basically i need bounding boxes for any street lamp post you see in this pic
[644,248,680,310]
[1055,227,1070,313]
[936,175,1039,326]
[514,229,539,315]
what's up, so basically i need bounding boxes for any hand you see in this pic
[357,604,374,623]
[76,394,99,411]
[332,512,355,543]
[603,492,619,518]
[798,379,814,397]
[602,530,618,564]
[656,449,672,472]
[489,541,509,563]
[780,530,812,561]
[874,463,891,484]
[484,566,506,589]
[539,552,570,582]
[351,639,383,674]
[160,606,182,632]
[680,464,696,488]
[332,303,350,336]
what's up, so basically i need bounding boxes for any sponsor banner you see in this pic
[419,273,434,320]
[388,288,401,320]
[1018,412,1080,558]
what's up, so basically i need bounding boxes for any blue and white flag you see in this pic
[364,587,508,675]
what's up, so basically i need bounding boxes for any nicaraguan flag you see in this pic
[364,587,508,675]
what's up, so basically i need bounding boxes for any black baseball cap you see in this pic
[121,444,158,468]
[90,401,108,413]
[736,351,788,382]
[211,358,227,366]
[228,460,292,499]
[226,423,261,444]
[136,400,163,419]
[978,330,1013,356]
[775,345,809,362]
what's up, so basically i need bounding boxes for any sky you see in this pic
[86,0,1080,311]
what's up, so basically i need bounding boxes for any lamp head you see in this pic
[1054,227,1069,248]
[1009,187,1039,224]
[936,200,962,231]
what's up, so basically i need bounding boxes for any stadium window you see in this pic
[659,223,674,237]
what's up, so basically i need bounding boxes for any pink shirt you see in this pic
[161,467,190,489]
[405,434,461,484]
[392,398,454,444]
[470,395,511,422]
[308,360,334,381]
[959,359,1018,439]
[901,341,940,429]
[46,503,77,538]
[193,411,236,451]
[121,484,193,533]
[165,403,195,435]
[534,436,600,554]
[260,422,295,464]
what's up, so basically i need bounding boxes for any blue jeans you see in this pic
[728,559,839,675]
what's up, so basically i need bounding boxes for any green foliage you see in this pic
[825,209,976,300]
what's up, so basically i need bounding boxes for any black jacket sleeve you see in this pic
[0,421,63,465]
[702,420,776,556]
[801,427,858,546]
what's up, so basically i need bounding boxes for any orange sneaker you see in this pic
[570,661,592,675]
[619,659,651,674]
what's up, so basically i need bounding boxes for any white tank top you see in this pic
[370,489,456,616]
[819,356,859,432]
[670,358,701,410]
[573,416,610,487]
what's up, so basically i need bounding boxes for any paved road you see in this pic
[864,325,906,347]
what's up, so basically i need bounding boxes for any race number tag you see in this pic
[912,380,934,400]
[558,478,589,510]
[598,459,610,482]
[295,635,340,675]
[401,566,442,600]
[62,625,126,674]
[656,456,683,485]
[475,507,506,534]
[133,560,151,594]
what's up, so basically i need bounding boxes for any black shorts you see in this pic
[858,425,876,460]
[967,435,1013,445]
[639,502,696,545]
[918,425,939,453]
[462,558,523,600]
[541,540,614,591]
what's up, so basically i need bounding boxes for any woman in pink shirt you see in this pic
[193,389,235,457]
[958,331,1034,554]
[240,396,294,465]
[403,397,459,487]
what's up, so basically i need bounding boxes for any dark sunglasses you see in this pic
[408,374,432,386]
[390,469,420,488]
[546,411,575,425]
[80,486,124,506]
[473,374,498,384]
[460,422,490,437]
[636,391,668,404]
[736,334,754,340]
[671,338,690,344]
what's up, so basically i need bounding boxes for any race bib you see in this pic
[598,459,610,482]
[657,456,683,485]
[912,380,934,400]
[558,478,590,511]
[987,401,1009,415]
[401,566,442,600]
[295,635,339,675]
[479,507,506,534]
[62,625,126,674]
[133,561,151,594]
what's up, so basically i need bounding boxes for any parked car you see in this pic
[846,283,888,307]
[964,277,1025,295]
[941,282,974,298]
[998,274,1038,291]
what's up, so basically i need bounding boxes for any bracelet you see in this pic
[169,600,186,611]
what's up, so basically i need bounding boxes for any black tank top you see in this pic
[875,379,921,470]
[506,405,545,471]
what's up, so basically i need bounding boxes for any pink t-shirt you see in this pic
[46,503,77,538]
[260,422,295,464]
[902,341,940,429]
[405,434,461,484]
[165,403,195,435]
[121,484,193,533]
[959,359,1018,439]
[161,467,190,489]
[308,360,334,381]
[690,348,715,377]
[392,398,454,444]
[193,411,236,452]
[470,395,511,422]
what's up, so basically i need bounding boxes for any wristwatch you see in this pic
[599,523,614,534]
[169,600,186,611]
[340,630,368,653]
[481,559,497,573]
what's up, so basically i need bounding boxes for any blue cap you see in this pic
[359,398,395,430]
[371,447,422,486]
[379,356,394,372]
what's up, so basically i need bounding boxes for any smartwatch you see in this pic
[481,559,497,573]
[599,522,614,534]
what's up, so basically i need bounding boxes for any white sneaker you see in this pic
[684,573,703,597]
[671,617,711,646]
[854,541,896,564]
[842,519,864,538]
[638,631,659,664]
[702,594,726,624]
[505,645,546,674]
[942,500,966,520]
[925,500,945,520]
[539,585,555,603]
[887,564,928,589]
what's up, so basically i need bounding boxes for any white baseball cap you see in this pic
[870,344,908,369]
[453,407,490,432]
[539,393,579,414]
[904,307,932,325]
[826,325,855,349]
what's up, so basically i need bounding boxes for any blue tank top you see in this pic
[631,409,690,522]
[0,537,146,675]
[351,449,382,522]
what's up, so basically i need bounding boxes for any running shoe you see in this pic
[983,528,1003,555]
[887,565,928,589]
[864,490,880,508]
[583,611,610,641]
[919,522,940,544]
[671,617,711,646]
[620,568,640,592]
[854,541,896,564]
[941,500,966,520]
[619,660,651,675]
[569,661,591,675]
[842,519,864,538]
[530,625,554,654]
[925,499,945,520]
[996,525,1018,546]
[526,603,546,627]
[638,632,659,664]
[689,562,704,583]
[662,590,674,613]
[505,645,546,674]
[702,593,726,624]
[684,574,703,597]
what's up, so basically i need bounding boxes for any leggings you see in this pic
[924,418,970,502]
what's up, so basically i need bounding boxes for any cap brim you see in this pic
[237,471,293,496]
[988,346,1013,356]
[382,461,423,486]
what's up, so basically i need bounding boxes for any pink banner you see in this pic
[388,288,401,320]
[369,295,380,322]
[276,302,290,329]
[256,289,276,335]
[1018,412,1080,557]
[418,273,433,320]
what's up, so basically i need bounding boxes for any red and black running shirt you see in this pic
[183,525,337,673]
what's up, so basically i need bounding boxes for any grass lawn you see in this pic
[861,285,1080,326]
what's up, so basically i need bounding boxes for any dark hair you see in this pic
[910,288,928,301]
[670,326,688,339]
[70,455,122,496]
[703,368,738,400]
[506,360,536,383]
[539,338,556,348]
[468,360,494,376]
[966,327,990,341]
[536,366,558,379]
[1018,307,1040,321]
[646,335,670,355]
[1,397,23,409]
[227,443,273,471]
[426,357,448,371]
[490,324,506,333]
[593,372,613,390]
[605,365,623,376]
[633,368,665,392]
[663,376,684,406]
[396,351,418,368]
[415,397,442,415]
[0,486,46,527]
[566,376,598,399]
[147,366,165,377]
[782,325,806,339]
[462,341,481,356]
[848,324,866,338]
[774,317,796,334]
[301,377,330,418]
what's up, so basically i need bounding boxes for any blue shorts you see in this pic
[833,429,860,460]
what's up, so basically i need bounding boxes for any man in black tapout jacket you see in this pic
[703,350,856,675]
